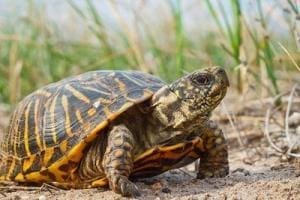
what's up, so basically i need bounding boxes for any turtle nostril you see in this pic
[217,68,225,75]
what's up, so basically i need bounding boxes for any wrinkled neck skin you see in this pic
[145,86,209,147]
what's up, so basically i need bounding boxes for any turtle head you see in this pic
[169,66,229,115]
[148,66,229,144]
[150,66,228,129]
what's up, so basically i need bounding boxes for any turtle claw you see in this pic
[197,165,229,179]
[118,176,141,197]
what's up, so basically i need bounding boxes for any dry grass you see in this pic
[0,1,298,106]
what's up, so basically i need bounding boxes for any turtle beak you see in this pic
[215,68,229,88]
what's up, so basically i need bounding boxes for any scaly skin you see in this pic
[103,124,139,197]
[195,121,229,179]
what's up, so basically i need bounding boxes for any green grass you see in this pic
[205,0,243,92]
[0,1,299,106]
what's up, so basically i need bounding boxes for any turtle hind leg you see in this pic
[103,124,140,197]
[196,121,229,179]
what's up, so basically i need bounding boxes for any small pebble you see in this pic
[13,195,22,200]
[270,164,284,170]
[232,168,251,176]
[296,126,300,135]
[151,182,162,190]
[161,187,171,193]
[39,195,46,200]
[288,112,300,127]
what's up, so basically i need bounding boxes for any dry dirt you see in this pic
[1,86,300,200]
[1,147,300,200]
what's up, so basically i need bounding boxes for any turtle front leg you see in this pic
[103,124,140,197]
[196,121,229,179]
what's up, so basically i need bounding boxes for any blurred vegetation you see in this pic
[0,0,299,106]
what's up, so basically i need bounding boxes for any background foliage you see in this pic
[0,0,299,107]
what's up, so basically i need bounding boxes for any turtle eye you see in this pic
[192,74,211,86]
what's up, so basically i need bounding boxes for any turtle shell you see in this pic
[0,70,165,183]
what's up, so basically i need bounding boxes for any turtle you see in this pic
[0,66,229,197]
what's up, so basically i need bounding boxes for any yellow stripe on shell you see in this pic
[61,95,73,137]
[133,143,182,163]
[34,99,43,151]
[121,73,143,87]
[43,147,54,167]
[65,84,90,104]
[115,78,127,91]
[42,98,52,149]
[50,94,59,143]
[6,111,17,154]
[97,97,111,104]
[24,101,33,156]
[23,170,52,182]
[23,155,35,172]
[36,90,51,97]
[87,108,97,117]
[134,137,202,162]
[59,140,68,153]
[103,107,112,117]
[14,173,25,182]
[12,114,18,156]
[133,138,203,173]
[75,110,84,124]
[13,104,25,157]
[6,158,16,180]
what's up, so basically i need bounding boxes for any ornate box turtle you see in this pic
[0,66,229,196]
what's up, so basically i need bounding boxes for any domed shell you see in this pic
[0,70,165,182]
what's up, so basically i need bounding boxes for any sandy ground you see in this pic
[1,87,300,200]
[1,147,299,200]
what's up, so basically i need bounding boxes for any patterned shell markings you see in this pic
[0,70,165,181]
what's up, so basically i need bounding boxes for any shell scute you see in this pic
[22,153,42,174]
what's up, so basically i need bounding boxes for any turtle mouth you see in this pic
[210,85,225,98]
[210,74,229,99]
